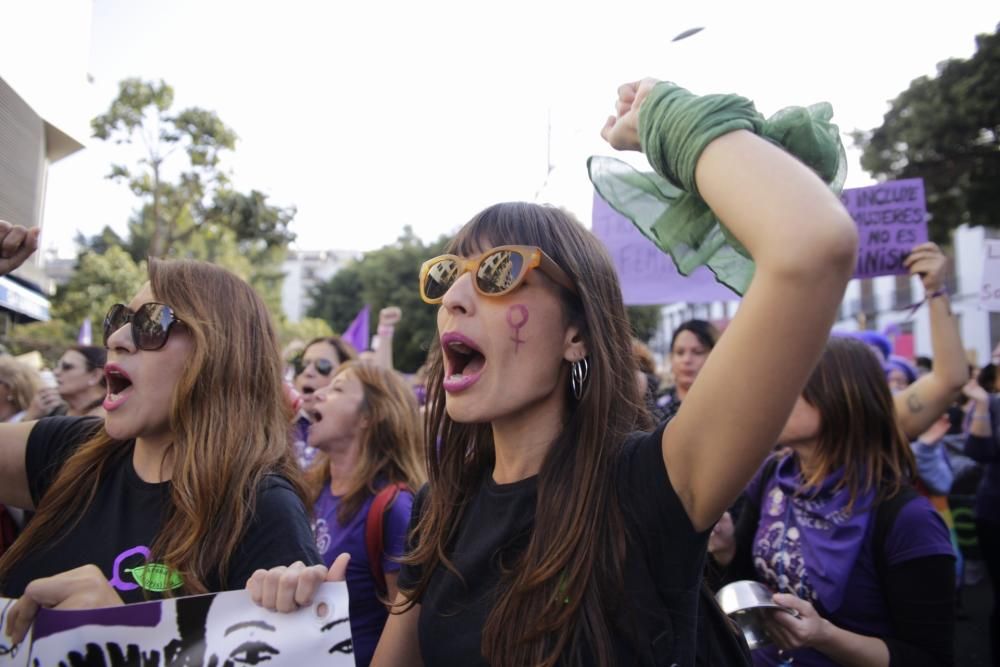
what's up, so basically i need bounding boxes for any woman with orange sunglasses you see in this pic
[251,77,858,666]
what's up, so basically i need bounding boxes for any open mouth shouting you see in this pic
[103,363,133,410]
[441,332,486,393]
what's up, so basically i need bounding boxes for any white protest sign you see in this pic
[981,241,1000,312]
[1,582,352,667]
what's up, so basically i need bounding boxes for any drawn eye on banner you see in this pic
[0,582,352,667]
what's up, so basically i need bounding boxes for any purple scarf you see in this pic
[752,455,875,612]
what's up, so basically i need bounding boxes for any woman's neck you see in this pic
[325,438,361,496]
[791,441,821,479]
[675,383,691,402]
[490,388,566,485]
[65,386,106,416]
[133,434,175,483]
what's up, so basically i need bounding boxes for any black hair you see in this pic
[670,319,719,352]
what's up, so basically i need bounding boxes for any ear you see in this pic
[88,367,105,386]
[358,413,371,431]
[562,324,588,363]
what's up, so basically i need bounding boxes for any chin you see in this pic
[103,418,138,442]
[444,397,491,425]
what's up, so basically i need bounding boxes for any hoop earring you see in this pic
[570,357,590,401]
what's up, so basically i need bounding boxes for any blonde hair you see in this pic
[0,357,41,412]
[305,361,425,524]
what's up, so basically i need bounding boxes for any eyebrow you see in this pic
[224,621,276,636]
[321,617,350,633]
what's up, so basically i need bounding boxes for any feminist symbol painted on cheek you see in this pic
[507,305,529,353]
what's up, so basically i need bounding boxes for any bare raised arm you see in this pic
[371,597,423,667]
[0,421,38,509]
[894,243,967,438]
[0,221,44,510]
[661,131,856,531]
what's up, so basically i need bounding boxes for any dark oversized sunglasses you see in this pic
[419,245,577,304]
[103,302,183,351]
[294,357,335,377]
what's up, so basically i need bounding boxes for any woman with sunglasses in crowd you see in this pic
[291,335,359,468]
[249,77,857,665]
[0,223,320,644]
[25,345,107,420]
[304,360,425,667]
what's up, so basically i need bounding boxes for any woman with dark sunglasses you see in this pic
[291,336,358,469]
[250,77,858,666]
[25,345,107,420]
[0,226,320,644]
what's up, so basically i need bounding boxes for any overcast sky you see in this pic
[39,0,999,258]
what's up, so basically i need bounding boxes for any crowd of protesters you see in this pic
[0,76,997,667]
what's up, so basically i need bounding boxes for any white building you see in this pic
[280,249,362,322]
[0,0,91,325]
[659,225,997,368]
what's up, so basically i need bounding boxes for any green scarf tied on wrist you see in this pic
[588,81,847,296]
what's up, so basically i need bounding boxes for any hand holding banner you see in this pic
[1,583,353,666]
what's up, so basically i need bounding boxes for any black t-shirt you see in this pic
[398,423,710,666]
[2,416,320,602]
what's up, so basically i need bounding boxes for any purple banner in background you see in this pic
[842,178,928,279]
[591,193,737,305]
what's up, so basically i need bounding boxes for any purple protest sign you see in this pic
[842,178,927,279]
[591,193,737,305]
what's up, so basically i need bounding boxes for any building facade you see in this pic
[0,0,91,327]
[280,249,362,322]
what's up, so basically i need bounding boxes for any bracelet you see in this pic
[377,325,395,337]
[927,288,948,299]
[972,414,990,421]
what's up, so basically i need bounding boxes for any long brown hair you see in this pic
[0,259,305,594]
[796,336,916,508]
[403,203,645,666]
[304,361,425,523]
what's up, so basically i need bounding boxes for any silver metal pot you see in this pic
[715,580,796,650]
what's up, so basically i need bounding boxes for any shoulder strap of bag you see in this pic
[872,484,920,586]
[365,482,409,595]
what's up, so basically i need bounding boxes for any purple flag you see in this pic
[590,193,737,305]
[841,178,928,279]
[77,317,92,345]
[342,305,371,353]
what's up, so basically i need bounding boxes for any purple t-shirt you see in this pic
[746,470,954,667]
[313,485,414,667]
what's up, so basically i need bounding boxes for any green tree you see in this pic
[278,317,334,349]
[92,79,237,259]
[854,25,1000,244]
[627,306,662,343]
[308,228,449,373]
[4,319,77,365]
[51,246,147,331]
[89,79,296,314]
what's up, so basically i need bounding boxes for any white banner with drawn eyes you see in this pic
[0,582,353,667]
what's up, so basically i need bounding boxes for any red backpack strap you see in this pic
[365,483,409,595]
